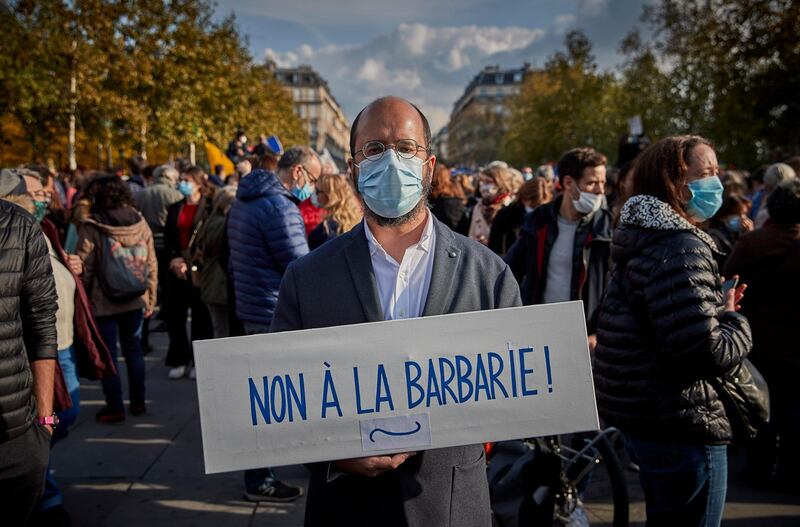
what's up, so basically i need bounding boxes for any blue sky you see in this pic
[214,0,652,132]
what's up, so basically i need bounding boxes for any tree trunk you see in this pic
[189,142,196,165]
[140,122,147,160]
[68,77,77,171]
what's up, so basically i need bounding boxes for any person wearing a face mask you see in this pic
[489,176,553,256]
[504,147,613,351]
[13,171,115,524]
[0,168,58,526]
[707,194,753,269]
[226,146,318,503]
[594,136,752,527]
[724,178,800,486]
[163,166,215,380]
[467,165,514,245]
[271,97,521,527]
[307,173,363,250]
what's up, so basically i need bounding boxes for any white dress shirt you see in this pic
[363,211,436,320]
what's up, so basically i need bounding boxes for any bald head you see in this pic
[349,97,431,158]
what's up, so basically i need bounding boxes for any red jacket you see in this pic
[42,219,116,390]
[298,198,325,236]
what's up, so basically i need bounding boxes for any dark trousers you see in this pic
[164,274,212,368]
[242,323,276,491]
[0,423,51,525]
[97,309,146,412]
[624,434,727,527]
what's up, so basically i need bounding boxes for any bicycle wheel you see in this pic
[557,433,630,527]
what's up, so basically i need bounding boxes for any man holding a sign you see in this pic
[271,96,522,526]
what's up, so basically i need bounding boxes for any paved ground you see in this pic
[51,329,800,526]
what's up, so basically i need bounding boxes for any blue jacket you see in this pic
[227,170,309,326]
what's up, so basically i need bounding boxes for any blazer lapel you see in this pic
[344,222,384,323]
[422,218,460,317]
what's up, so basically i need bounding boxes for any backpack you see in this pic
[98,233,149,302]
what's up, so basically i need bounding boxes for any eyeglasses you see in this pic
[27,189,50,201]
[356,139,430,162]
[299,165,318,184]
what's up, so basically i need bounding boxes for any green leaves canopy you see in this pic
[0,0,304,165]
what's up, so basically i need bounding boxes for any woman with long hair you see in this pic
[707,194,753,269]
[467,165,514,245]
[163,166,215,379]
[77,175,158,422]
[593,136,752,526]
[488,176,552,255]
[428,163,466,232]
[308,173,363,250]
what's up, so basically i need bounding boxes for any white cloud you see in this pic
[578,0,610,16]
[261,0,650,133]
[265,23,546,131]
[555,14,576,30]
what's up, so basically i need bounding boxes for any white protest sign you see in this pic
[194,301,599,474]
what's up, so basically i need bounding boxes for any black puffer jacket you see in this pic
[594,195,752,444]
[0,199,58,442]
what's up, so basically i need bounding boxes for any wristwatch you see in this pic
[37,413,59,428]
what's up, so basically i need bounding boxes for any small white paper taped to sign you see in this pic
[359,414,432,453]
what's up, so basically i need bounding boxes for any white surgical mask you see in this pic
[479,183,498,198]
[573,191,604,215]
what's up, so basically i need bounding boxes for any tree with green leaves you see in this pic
[643,0,800,166]
[0,0,305,167]
[502,31,625,166]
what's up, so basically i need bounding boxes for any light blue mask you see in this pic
[356,150,425,218]
[725,216,742,232]
[686,175,724,221]
[291,183,314,202]
[177,181,194,197]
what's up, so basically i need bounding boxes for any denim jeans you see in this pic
[96,309,146,411]
[624,434,727,527]
[41,346,81,510]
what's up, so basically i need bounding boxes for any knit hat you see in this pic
[0,168,30,197]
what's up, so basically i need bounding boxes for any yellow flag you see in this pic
[205,141,234,176]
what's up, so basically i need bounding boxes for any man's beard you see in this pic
[360,170,432,227]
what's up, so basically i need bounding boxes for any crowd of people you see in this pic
[1,95,799,527]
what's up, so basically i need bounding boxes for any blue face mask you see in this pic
[686,175,724,221]
[356,150,425,218]
[177,181,194,197]
[725,216,742,232]
[291,183,314,202]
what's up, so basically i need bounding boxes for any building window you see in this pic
[309,105,318,118]
[514,72,522,83]
[495,73,503,84]
[310,119,318,137]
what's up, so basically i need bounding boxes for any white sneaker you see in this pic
[188,366,196,380]
[168,365,186,380]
